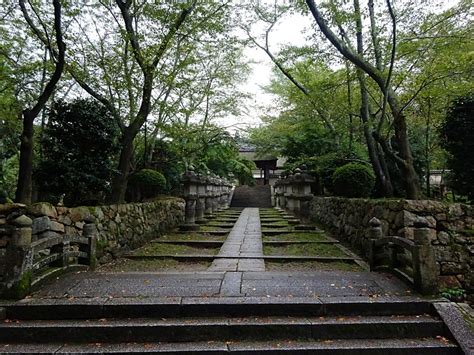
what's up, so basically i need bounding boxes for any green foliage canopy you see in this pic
[439,93,474,202]
[35,99,120,205]
[332,163,375,198]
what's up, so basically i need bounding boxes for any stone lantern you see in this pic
[195,173,207,224]
[284,171,295,213]
[204,174,214,219]
[180,167,200,231]
[291,165,314,218]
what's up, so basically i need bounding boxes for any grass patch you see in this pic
[263,243,347,257]
[200,225,231,232]
[133,243,219,256]
[266,260,362,272]
[261,221,289,226]
[98,258,211,272]
[159,233,225,241]
[263,232,328,242]
[206,222,234,227]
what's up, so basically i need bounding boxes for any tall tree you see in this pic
[63,1,235,203]
[14,0,66,204]
[305,0,421,198]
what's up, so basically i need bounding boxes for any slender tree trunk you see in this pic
[108,128,136,204]
[15,113,34,204]
[305,0,420,199]
[16,0,65,204]
[359,72,393,196]
[425,98,431,197]
[353,0,393,196]
[387,91,420,199]
[345,60,354,152]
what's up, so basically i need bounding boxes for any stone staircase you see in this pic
[231,185,272,208]
[0,298,462,353]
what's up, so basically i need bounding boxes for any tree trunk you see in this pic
[108,128,136,204]
[16,0,66,204]
[359,73,393,197]
[305,0,421,199]
[425,98,431,197]
[387,90,420,199]
[15,112,35,204]
[353,0,393,197]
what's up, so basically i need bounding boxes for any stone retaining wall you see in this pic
[310,197,474,296]
[0,197,185,270]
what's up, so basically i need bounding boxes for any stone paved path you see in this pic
[208,208,265,272]
[23,207,415,300]
[28,270,413,299]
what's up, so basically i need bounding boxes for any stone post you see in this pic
[204,176,214,219]
[222,181,230,209]
[227,174,235,207]
[292,169,303,216]
[2,213,33,299]
[180,168,200,231]
[285,173,295,214]
[217,179,224,210]
[195,174,207,224]
[412,220,439,295]
[368,217,383,271]
[211,177,219,212]
[273,180,280,209]
[81,216,97,269]
[291,166,314,219]
[279,173,287,210]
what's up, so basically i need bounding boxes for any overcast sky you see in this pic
[218,11,313,132]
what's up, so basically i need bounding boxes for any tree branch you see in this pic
[20,0,66,119]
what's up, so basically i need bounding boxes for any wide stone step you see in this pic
[2,299,436,320]
[123,255,361,262]
[231,186,272,208]
[0,315,445,343]
[0,338,460,354]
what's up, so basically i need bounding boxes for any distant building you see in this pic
[238,143,286,185]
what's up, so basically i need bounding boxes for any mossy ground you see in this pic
[261,221,289,227]
[266,260,363,272]
[199,225,231,232]
[263,243,347,257]
[97,258,211,272]
[159,232,226,241]
[263,232,328,242]
[133,243,219,256]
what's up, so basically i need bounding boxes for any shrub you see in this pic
[332,163,375,198]
[439,93,474,202]
[36,99,120,206]
[128,169,167,200]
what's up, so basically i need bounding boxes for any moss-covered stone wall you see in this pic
[0,197,184,270]
[310,197,473,298]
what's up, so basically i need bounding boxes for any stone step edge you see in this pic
[1,299,439,320]
[149,240,339,245]
[0,318,446,343]
[123,255,362,261]
[0,338,459,354]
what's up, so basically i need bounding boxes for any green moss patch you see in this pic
[159,233,225,241]
[266,260,362,272]
[133,243,219,256]
[199,225,231,232]
[263,232,328,242]
[98,258,211,272]
[261,221,289,227]
[263,243,347,257]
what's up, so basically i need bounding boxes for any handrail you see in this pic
[1,214,97,299]
[367,217,438,295]
[373,236,416,251]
